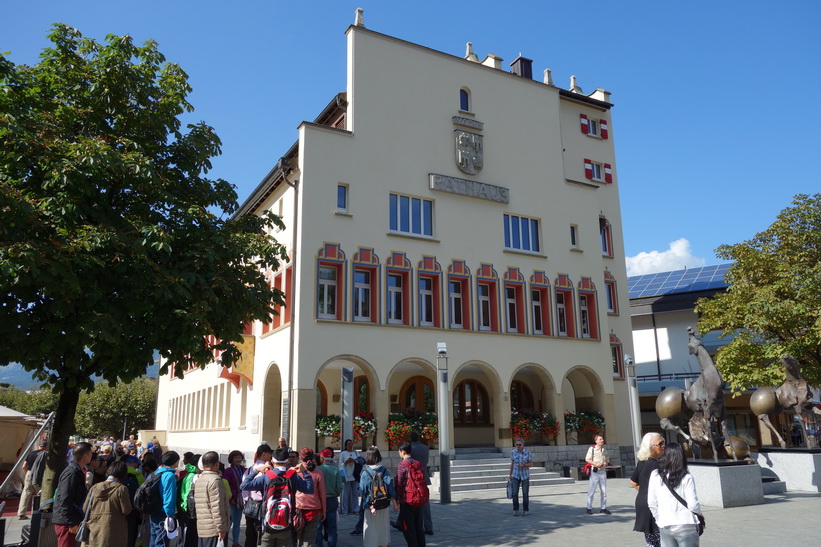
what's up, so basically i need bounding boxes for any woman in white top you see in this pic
[338,439,360,515]
[647,442,703,547]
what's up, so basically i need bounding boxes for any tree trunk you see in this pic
[41,387,80,500]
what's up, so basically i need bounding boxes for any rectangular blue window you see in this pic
[389,193,433,237]
[337,184,348,211]
[503,214,540,253]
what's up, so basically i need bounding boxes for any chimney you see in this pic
[481,54,504,70]
[510,54,533,79]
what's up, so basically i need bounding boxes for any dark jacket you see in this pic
[53,461,88,525]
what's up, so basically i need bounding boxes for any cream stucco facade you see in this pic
[155,21,635,457]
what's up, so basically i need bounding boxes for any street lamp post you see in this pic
[436,342,451,504]
[624,354,642,461]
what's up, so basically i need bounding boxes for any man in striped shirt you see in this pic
[508,438,533,516]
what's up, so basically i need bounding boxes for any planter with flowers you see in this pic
[315,413,378,449]
[509,409,560,445]
[385,409,439,449]
[563,409,606,445]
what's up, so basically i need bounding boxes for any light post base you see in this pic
[439,452,451,504]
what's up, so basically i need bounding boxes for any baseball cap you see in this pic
[320,448,333,459]
[165,517,178,539]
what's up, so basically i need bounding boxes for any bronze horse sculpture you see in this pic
[750,354,821,448]
[655,327,738,461]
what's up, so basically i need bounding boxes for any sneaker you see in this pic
[586,509,592,515]
[513,510,519,516]
[425,531,434,536]
[522,511,528,516]
[350,530,362,536]
[600,509,611,515]
[18,515,28,520]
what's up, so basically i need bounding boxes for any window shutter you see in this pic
[600,119,609,139]
[584,159,593,180]
[580,114,589,135]
[604,163,613,183]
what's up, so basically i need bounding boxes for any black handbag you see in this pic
[243,498,263,520]
[663,478,705,536]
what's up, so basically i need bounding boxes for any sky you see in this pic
[3,1,820,277]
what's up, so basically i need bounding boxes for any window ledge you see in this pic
[503,249,547,259]
[565,178,600,190]
[570,248,583,253]
[334,211,353,218]
[602,254,614,259]
[458,109,475,117]
[387,232,440,243]
[607,311,619,316]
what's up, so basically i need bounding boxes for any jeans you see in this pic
[586,469,607,509]
[230,504,243,546]
[660,524,700,547]
[340,481,359,514]
[315,496,338,547]
[149,513,172,547]
[510,477,529,512]
[245,516,260,547]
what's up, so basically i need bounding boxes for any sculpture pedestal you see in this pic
[754,448,821,492]
[688,460,764,508]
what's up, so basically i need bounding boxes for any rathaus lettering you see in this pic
[428,174,510,204]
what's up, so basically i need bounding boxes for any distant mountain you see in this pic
[0,360,160,390]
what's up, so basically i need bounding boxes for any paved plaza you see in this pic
[3,478,819,546]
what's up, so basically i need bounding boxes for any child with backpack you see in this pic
[239,447,315,547]
[358,446,395,547]
[392,442,429,547]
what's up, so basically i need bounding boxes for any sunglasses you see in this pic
[653,442,666,447]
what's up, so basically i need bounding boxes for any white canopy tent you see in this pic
[0,405,42,497]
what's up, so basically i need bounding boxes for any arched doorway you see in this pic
[451,362,499,447]
[261,363,283,444]
[562,367,605,444]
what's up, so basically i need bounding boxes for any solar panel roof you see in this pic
[627,263,732,299]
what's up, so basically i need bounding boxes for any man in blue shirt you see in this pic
[149,450,180,547]
[240,447,314,547]
[508,438,533,516]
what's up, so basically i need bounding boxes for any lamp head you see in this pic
[437,342,447,357]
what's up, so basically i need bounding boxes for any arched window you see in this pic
[316,380,328,415]
[453,380,490,424]
[459,88,470,111]
[354,375,371,414]
[400,376,435,412]
[510,380,535,411]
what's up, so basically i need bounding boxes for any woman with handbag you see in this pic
[224,450,246,547]
[242,443,272,547]
[80,461,133,547]
[630,433,666,547]
[294,448,326,547]
[647,442,704,547]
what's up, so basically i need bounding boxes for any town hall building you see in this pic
[155,13,636,459]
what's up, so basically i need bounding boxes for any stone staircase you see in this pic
[431,447,576,493]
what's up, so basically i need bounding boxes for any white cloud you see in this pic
[625,238,706,276]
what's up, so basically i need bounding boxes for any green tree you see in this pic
[0,387,59,416]
[0,25,287,498]
[74,377,158,438]
[696,194,821,392]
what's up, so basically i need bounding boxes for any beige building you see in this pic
[155,17,635,457]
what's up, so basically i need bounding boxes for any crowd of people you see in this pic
[17,433,432,547]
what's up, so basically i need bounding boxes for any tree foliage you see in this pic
[0,25,287,496]
[74,377,157,438]
[0,386,59,416]
[696,194,821,392]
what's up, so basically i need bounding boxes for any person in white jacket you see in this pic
[647,442,703,547]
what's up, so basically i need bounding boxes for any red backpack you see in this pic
[402,459,429,507]
[263,468,296,532]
